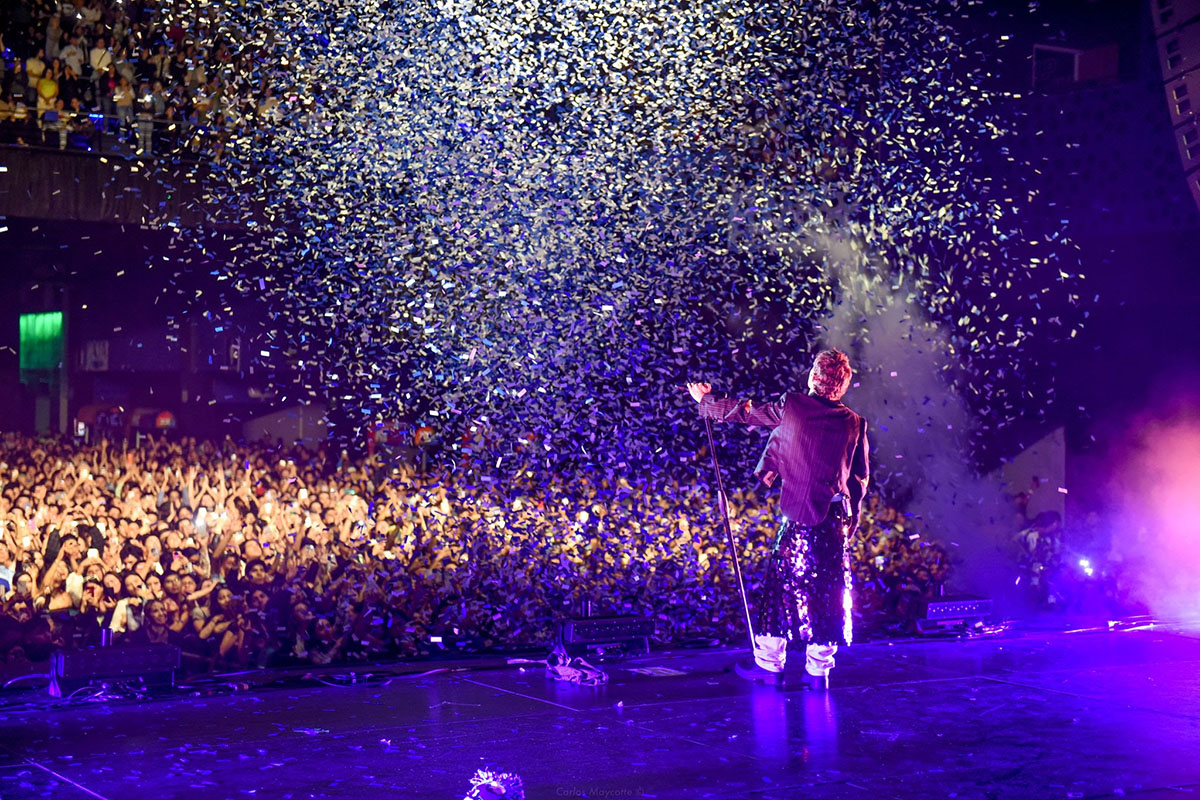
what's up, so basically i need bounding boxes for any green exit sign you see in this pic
[19,311,64,371]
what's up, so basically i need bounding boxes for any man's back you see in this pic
[698,389,869,526]
[767,392,866,526]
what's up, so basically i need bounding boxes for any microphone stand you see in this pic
[703,415,757,653]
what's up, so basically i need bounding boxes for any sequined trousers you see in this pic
[752,502,853,674]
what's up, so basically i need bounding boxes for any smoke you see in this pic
[809,225,1016,601]
[1109,394,1200,620]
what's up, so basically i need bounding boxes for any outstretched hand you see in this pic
[686,382,711,403]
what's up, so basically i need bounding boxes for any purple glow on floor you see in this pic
[3,619,1199,798]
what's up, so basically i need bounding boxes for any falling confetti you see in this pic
[157,0,1085,503]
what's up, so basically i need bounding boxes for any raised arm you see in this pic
[688,383,785,429]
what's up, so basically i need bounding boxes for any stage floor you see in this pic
[2,618,1199,799]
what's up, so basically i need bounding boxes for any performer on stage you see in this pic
[688,349,869,689]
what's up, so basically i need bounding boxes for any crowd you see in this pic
[0,0,274,157]
[0,430,956,673]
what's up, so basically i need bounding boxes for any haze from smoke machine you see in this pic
[815,227,1016,602]
[1110,391,1200,621]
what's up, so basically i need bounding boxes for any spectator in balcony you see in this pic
[41,98,69,148]
[97,63,116,118]
[185,48,206,90]
[114,44,134,84]
[162,14,184,48]
[193,82,212,124]
[150,78,167,116]
[156,102,179,151]
[36,60,60,118]
[109,13,128,50]
[45,15,63,60]
[7,62,30,109]
[64,96,88,145]
[10,100,32,142]
[26,48,47,86]
[133,45,155,84]
[136,92,153,154]
[88,35,112,82]
[79,0,103,32]
[149,43,170,82]
[168,48,187,86]
[12,62,34,109]
[58,63,85,106]
[60,35,85,80]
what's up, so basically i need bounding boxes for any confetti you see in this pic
[155,0,1082,490]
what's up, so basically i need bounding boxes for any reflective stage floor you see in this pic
[2,618,1199,799]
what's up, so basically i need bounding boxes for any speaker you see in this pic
[1172,118,1200,172]
[559,616,654,658]
[49,644,181,697]
[1151,0,1200,37]
[1155,6,1200,218]
[1158,22,1200,79]
[1164,71,1200,125]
